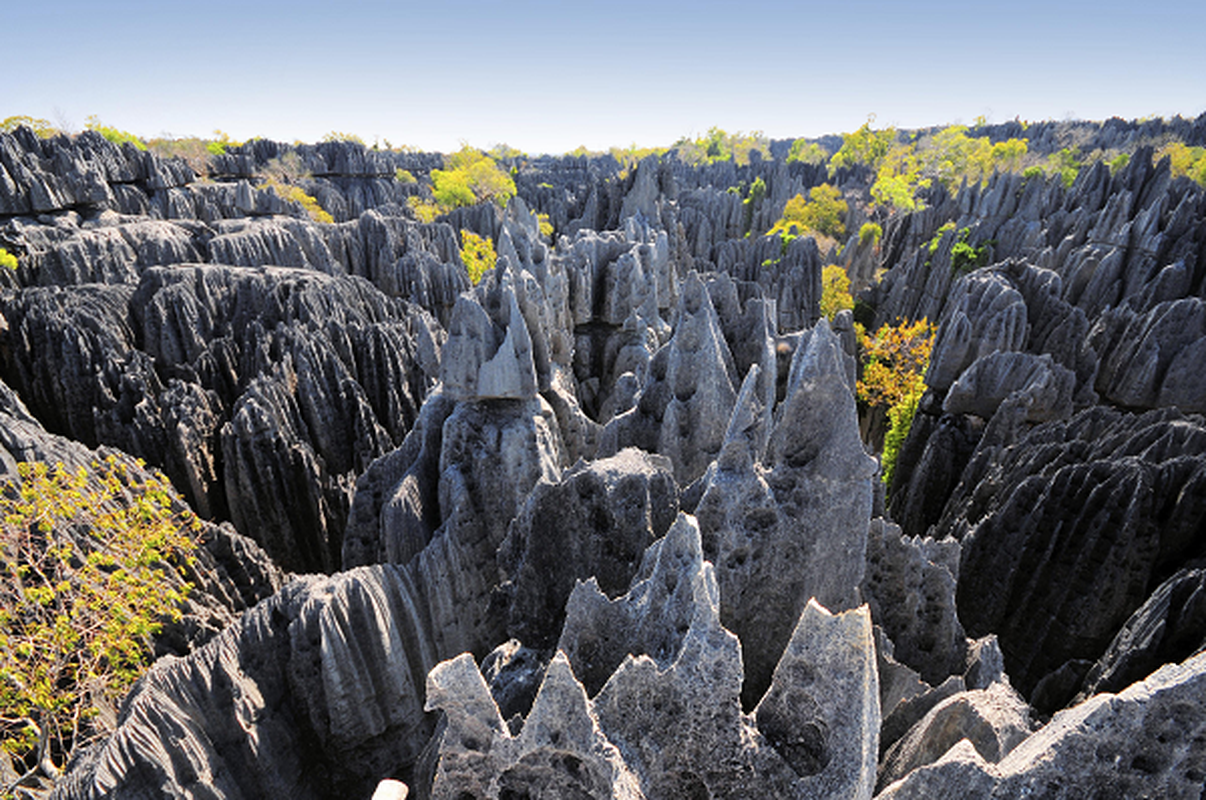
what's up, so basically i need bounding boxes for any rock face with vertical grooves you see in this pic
[0,264,434,573]
[498,448,679,650]
[599,271,738,485]
[0,389,282,656]
[944,407,1206,706]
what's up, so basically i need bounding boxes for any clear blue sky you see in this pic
[5,0,1204,154]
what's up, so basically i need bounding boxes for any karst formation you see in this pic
[0,115,1204,799]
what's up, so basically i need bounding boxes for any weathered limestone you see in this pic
[754,599,880,800]
[599,271,738,485]
[696,318,876,706]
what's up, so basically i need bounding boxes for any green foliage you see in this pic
[787,139,828,165]
[830,118,896,172]
[488,143,524,161]
[926,221,956,256]
[258,176,334,224]
[768,184,848,241]
[1155,142,1206,185]
[858,222,883,248]
[820,265,854,321]
[1108,153,1131,174]
[850,122,1031,212]
[881,385,922,492]
[395,169,418,184]
[204,130,241,157]
[84,116,146,151]
[991,138,1028,172]
[1022,165,1045,180]
[0,249,16,271]
[746,177,767,205]
[949,228,993,274]
[742,176,767,234]
[871,172,920,212]
[675,128,768,166]
[1047,147,1082,188]
[321,131,365,144]
[407,197,441,224]
[608,144,667,174]
[430,146,516,211]
[565,145,598,159]
[0,117,57,138]
[1,458,198,784]
[460,229,496,285]
[536,213,554,239]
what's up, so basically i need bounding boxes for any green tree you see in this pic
[856,319,935,491]
[859,222,883,248]
[321,131,365,144]
[1047,147,1082,188]
[1,458,198,790]
[1155,141,1206,185]
[0,117,57,138]
[460,229,496,285]
[830,118,896,172]
[0,249,16,271]
[427,146,517,211]
[768,184,848,241]
[83,116,146,151]
[787,139,828,165]
[820,265,854,321]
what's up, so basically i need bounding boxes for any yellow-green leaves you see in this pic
[0,248,17,271]
[408,146,518,223]
[1155,141,1206,185]
[434,146,517,208]
[820,265,854,321]
[84,115,146,151]
[258,178,334,224]
[0,457,199,777]
[768,184,848,241]
[460,229,496,285]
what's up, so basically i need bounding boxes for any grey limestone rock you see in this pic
[754,599,880,800]
[600,271,737,485]
[944,407,1206,705]
[441,271,539,402]
[1091,296,1206,413]
[881,651,1206,799]
[861,518,966,686]
[0,400,281,656]
[1075,566,1206,702]
[0,264,433,573]
[925,270,1029,393]
[499,448,678,649]
[425,652,643,800]
[876,681,1032,791]
[54,567,443,800]
[696,318,876,707]
[558,513,803,798]
[943,351,1075,423]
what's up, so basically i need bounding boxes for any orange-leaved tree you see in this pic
[857,318,936,489]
